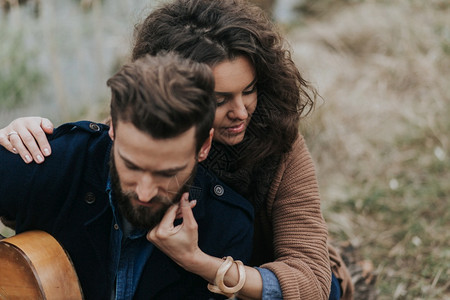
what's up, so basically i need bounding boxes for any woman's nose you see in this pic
[227,96,248,120]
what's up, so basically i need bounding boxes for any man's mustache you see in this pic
[122,191,174,206]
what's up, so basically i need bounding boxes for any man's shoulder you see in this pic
[50,121,110,141]
[48,121,111,160]
[0,121,110,177]
[0,121,112,228]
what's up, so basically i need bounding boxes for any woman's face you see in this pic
[212,56,258,145]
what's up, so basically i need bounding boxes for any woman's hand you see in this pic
[147,193,204,269]
[148,193,263,299]
[0,117,54,164]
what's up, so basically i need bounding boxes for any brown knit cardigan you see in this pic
[254,135,354,299]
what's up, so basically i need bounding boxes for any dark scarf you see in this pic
[200,136,280,213]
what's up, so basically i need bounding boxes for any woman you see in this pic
[0,0,353,299]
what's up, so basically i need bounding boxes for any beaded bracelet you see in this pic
[207,256,246,298]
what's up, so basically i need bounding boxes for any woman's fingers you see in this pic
[15,126,46,163]
[147,204,179,242]
[8,133,34,163]
[0,130,17,154]
[0,117,54,164]
[147,193,201,267]
[21,117,53,162]
[179,193,198,231]
[158,204,180,233]
[40,118,54,134]
[148,193,198,240]
[31,118,53,157]
[175,196,197,219]
[36,118,53,157]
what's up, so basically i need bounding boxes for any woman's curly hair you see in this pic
[132,0,317,163]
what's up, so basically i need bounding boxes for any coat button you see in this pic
[89,123,101,132]
[84,192,96,204]
[213,185,224,196]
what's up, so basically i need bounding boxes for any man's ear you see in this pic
[108,124,115,141]
[197,128,214,162]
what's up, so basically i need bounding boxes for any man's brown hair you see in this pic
[107,52,216,151]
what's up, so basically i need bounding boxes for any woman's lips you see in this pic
[223,122,245,135]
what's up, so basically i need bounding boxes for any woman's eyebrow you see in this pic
[244,77,257,90]
[214,77,257,95]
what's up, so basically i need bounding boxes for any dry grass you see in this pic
[0,0,151,124]
[289,1,450,298]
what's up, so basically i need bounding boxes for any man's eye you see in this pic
[159,173,177,178]
[125,163,140,171]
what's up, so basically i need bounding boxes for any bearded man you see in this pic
[0,53,253,299]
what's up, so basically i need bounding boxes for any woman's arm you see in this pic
[259,135,332,299]
[0,117,54,164]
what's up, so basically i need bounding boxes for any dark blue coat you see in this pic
[0,121,254,299]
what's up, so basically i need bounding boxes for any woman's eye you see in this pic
[243,85,257,95]
[216,96,227,106]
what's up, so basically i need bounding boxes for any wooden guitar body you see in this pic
[0,231,83,299]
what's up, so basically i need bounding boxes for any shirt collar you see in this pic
[106,177,147,240]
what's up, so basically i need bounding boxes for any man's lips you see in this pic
[132,198,157,208]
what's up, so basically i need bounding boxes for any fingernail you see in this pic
[12,148,17,153]
[190,200,197,206]
[25,155,32,163]
[43,148,50,156]
[36,155,44,163]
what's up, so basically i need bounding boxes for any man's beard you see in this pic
[109,149,196,230]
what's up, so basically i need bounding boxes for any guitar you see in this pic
[0,230,83,300]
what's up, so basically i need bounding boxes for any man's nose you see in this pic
[136,175,158,202]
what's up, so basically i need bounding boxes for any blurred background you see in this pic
[1,0,449,299]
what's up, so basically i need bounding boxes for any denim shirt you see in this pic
[107,179,154,300]
[257,268,342,300]
[257,267,283,300]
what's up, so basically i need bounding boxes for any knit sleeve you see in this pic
[260,135,331,300]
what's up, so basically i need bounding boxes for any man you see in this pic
[0,53,254,299]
